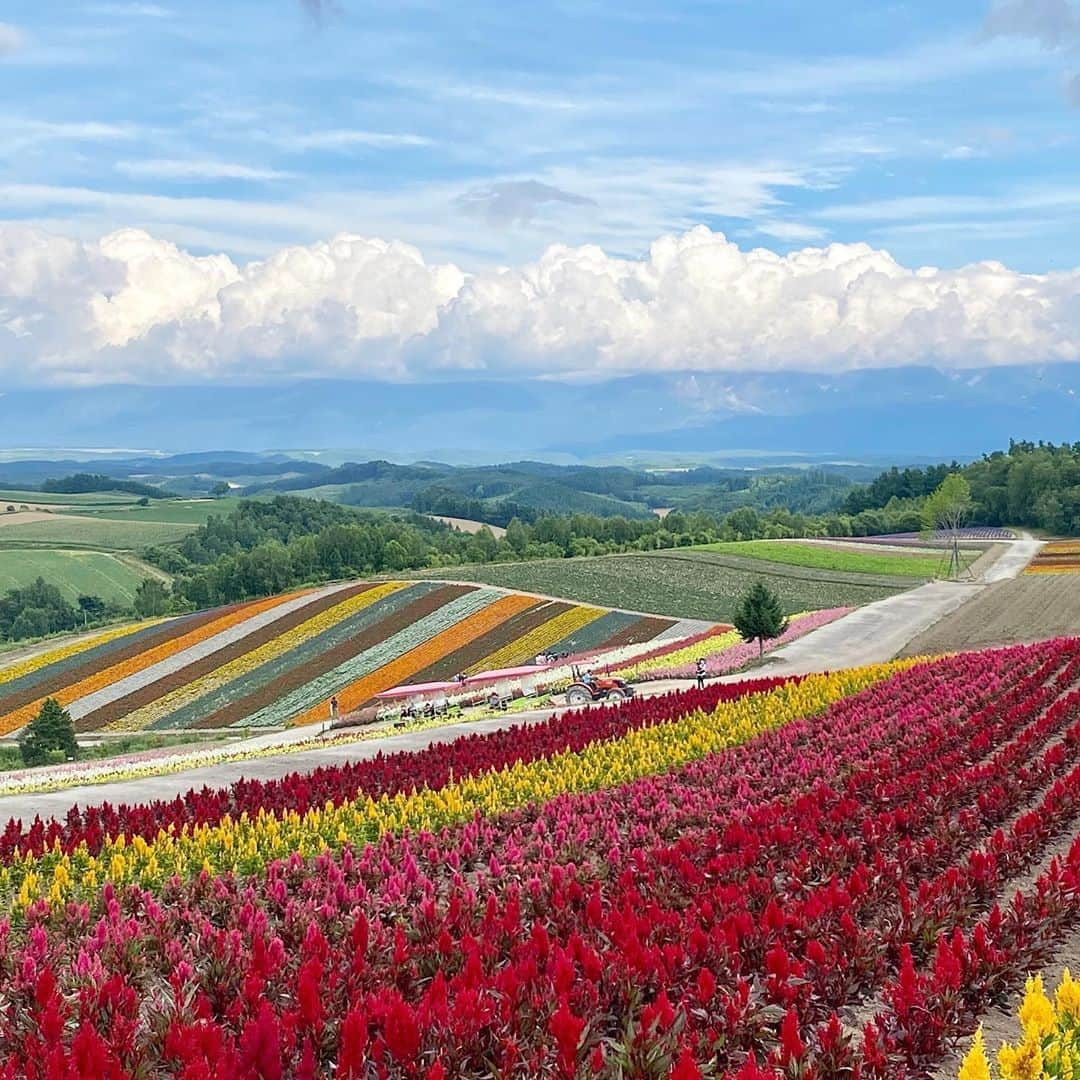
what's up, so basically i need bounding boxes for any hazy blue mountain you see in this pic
[1,364,1077,461]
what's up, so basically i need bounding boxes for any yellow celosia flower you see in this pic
[959,1027,990,1080]
[1019,974,1056,1039]
[1056,969,1080,1025]
[998,1031,1043,1080]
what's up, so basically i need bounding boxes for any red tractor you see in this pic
[564,665,635,706]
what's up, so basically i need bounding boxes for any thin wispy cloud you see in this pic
[0,119,136,151]
[755,220,827,242]
[714,35,1048,99]
[816,185,1080,224]
[87,3,175,16]
[116,159,294,181]
[287,129,434,151]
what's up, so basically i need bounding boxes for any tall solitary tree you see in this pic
[732,581,789,659]
[922,473,974,579]
[19,697,78,767]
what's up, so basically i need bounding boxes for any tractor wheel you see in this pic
[605,689,628,702]
[566,687,591,705]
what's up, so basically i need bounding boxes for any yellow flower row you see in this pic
[960,971,1080,1080]
[0,617,167,687]
[103,583,409,732]
[1040,542,1080,555]
[465,604,606,674]
[1,659,918,912]
[613,628,742,678]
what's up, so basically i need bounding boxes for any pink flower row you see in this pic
[641,606,851,679]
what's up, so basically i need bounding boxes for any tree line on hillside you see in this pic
[8,443,1030,645]
[0,577,167,643]
[410,468,859,526]
[841,441,1080,534]
[41,473,176,498]
[134,495,929,610]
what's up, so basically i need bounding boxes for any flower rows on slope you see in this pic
[283,590,540,728]
[629,606,852,680]
[0,664,906,908]
[101,582,408,732]
[463,603,606,673]
[0,617,167,688]
[0,642,1072,1074]
[0,589,311,736]
[0,676,795,857]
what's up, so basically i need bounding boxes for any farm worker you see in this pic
[329,695,339,720]
[696,657,706,690]
[582,669,594,686]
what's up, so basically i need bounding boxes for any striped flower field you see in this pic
[5,640,1080,1077]
[0,581,695,735]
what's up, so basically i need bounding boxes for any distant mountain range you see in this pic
[1,363,1076,463]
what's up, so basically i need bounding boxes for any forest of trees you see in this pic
[0,579,125,642]
[843,442,1080,534]
[41,473,173,498]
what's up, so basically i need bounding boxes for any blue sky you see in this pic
[3,0,1078,269]
[2,0,1080,388]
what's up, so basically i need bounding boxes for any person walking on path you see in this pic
[695,657,706,690]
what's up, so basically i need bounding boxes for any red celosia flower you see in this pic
[671,1047,702,1080]
[548,999,584,1077]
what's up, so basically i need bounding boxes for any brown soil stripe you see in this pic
[400,599,571,686]
[0,604,246,716]
[192,584,474,729]
[594,615,676,652]
[76,583,376,729]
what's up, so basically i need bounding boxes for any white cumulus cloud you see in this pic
[1,223,1078,385]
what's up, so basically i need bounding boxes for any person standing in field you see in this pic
[330,695,339,721]
[695,657,706,690]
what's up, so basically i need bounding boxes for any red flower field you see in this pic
[1,641,1079,1077]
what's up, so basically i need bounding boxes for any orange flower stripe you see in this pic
[290,592,537,726]
[0,590,309,736]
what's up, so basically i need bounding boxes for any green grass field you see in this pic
[0,516,197,550]
[63,497,246,526]
[0,489,137,507]
[412,549,913,620]
[0,550,152,604]
[695,540,975,578]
